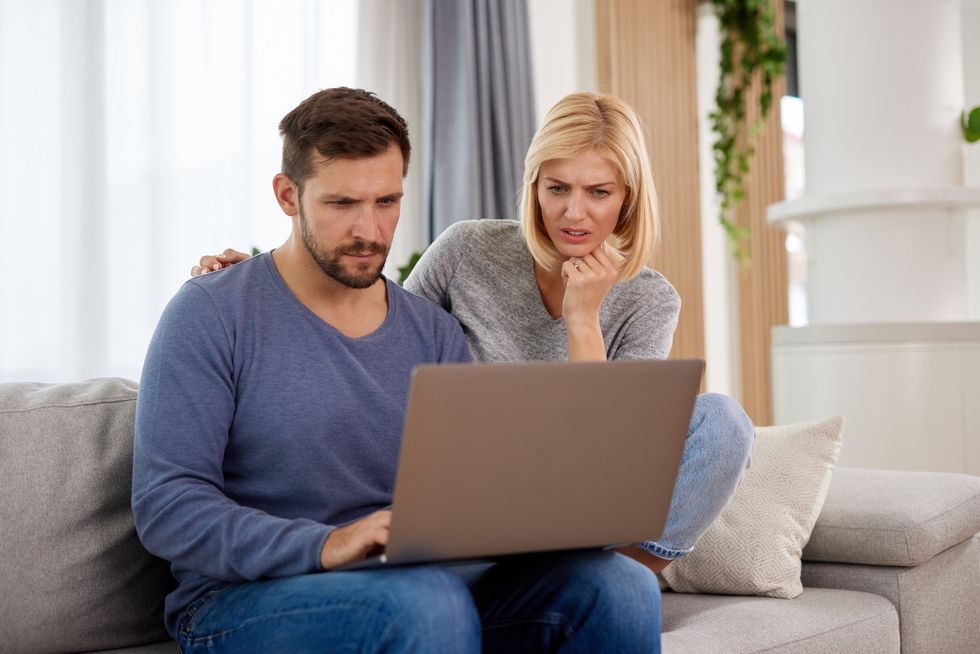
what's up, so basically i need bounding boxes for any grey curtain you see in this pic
[423,0,536,240]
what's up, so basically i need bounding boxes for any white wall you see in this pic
[527,0,597,126]
[695,4,740,398]
[964,0,980,317]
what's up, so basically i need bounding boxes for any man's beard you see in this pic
[298,206,389,289]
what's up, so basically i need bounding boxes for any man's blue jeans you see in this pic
[176,550,661,653]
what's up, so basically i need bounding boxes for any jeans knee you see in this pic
[576,553,661,647]
[694,392,754,466]
[375,566,480,651]
[566,552,661,628]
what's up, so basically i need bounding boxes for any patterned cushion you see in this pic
[0,379,173,653]
[661,416,844,598]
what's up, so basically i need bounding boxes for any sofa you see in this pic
[2,377,979,653]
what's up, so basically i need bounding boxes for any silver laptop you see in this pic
[341,358,703,569]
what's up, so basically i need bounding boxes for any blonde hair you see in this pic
[519,92,659,281]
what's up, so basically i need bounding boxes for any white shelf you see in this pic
[773,322,980,346]
[767,187,980,226]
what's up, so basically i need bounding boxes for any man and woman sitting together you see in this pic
[133,86,753,653]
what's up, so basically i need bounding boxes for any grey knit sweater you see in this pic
[404,220,681,362]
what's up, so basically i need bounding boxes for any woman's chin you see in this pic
[554,242,594,259]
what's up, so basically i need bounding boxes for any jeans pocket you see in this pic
[178,588,223,638]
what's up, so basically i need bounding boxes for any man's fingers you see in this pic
[363,510,391,546]
[369,510,392,529]
[321,510,395,569]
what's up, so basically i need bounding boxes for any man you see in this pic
[133,87,661,653]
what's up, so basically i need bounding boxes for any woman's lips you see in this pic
[559,228,591,245]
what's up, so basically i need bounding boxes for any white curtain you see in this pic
[0,0,429,383]
[357,0,424,287]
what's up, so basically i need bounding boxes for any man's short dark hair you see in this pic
[279,87,411,191]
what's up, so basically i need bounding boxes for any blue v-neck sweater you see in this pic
[132,253,470,638]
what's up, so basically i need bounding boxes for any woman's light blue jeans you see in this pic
[637,392,755,560]
[176,550,660,653]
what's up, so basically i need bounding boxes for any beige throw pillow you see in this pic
[661,416,844,599]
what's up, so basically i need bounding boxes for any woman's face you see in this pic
[536,149,627,259]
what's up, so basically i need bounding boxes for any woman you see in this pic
[192,92,753,573]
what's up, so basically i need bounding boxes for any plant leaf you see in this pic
[396,250,424,286]
[966,106,980,143]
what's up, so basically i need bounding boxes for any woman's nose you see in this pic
[564,192,586,220]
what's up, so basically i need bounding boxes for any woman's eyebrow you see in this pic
[541,175,616,188]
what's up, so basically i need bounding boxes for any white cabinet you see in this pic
[773,323,980,475]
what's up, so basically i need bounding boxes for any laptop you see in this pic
[340,358,703,570]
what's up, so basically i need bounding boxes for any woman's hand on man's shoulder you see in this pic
[191,248,251,277]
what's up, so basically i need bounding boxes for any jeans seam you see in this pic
[180,602,388,645]
[482,611,568,632]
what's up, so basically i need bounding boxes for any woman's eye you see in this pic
[592,189,609,198]
[547,185,567,194]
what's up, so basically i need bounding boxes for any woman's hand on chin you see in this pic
[560,242,624,327]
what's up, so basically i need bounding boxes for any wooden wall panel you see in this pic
[595,0,789,424]
[735,3,789,426]
[596,0,705,365]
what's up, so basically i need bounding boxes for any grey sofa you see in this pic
[2,378,978,653]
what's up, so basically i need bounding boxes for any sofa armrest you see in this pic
[801,535,980,654]
[802,467,980,566]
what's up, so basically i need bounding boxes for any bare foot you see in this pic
[615,545,671,574]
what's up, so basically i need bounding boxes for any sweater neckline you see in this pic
[261,251,397,342]
[514,234,567,327]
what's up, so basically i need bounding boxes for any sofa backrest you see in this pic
[0,378,172,652]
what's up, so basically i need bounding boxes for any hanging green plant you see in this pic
[709,0,787,263]
[963,106,980,143]
[397,250,424,286]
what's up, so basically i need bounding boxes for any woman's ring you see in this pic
[570,258,580,270]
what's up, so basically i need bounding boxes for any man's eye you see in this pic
[379,198,397,206]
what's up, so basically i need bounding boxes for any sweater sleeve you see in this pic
[403,221,469,310]
[609,279,682,361]
[132,282,332,582]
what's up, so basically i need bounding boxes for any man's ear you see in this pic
[273,173,299,216]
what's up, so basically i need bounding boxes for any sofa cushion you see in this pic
[662,416,843,598]
[661,588,899,653]
[803,467,980,566]
[0,378,173,653]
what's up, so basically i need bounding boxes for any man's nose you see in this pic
[351,209,382,242]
